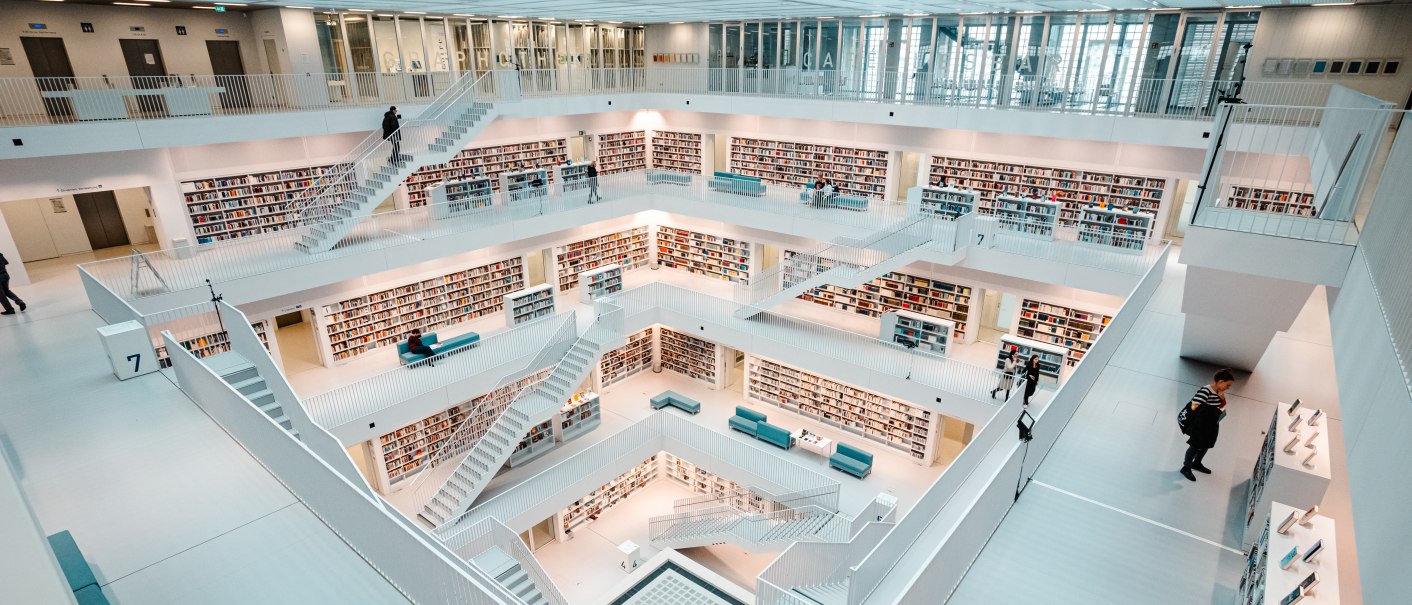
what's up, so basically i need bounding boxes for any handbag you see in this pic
[1177,401,1193,435]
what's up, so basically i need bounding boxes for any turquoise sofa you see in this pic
[728,406,793,450]
[48,531,110,605]
[396,330,482,365]
[829,442,874,478]
[799,187,869,211]
[647,170,693,186]
[651,390,701,414]
[709,172,766,197]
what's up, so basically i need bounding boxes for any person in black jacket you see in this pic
[585,161,602,204]
[0,253,26,315]
[1180,369,1235,481]
[406,329,435,367]
[1022,355,1041,406]
[382,106,402,164]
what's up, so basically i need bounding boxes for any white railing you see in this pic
[451,517,570,605]
[673,484,841,515]
[648,503,849,548]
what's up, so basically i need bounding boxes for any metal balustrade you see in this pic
[647,503,850,550]
[450,517,570,605]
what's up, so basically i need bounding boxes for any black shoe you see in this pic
[0,311,13,316]
[1191,464,1212,474]
[17,302,26,312]
[1180,468,1196,481]
[989,389,997,399]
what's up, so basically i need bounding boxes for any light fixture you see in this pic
[860,14,883,18]
[453,14,475,17]
[904,13,928,17]
[1311,2,1354,5]
[1225,5,1260,8]
[958,12,987,15]
[376,14,393,17]
[404,11,426,14]
[574,19,594,22]
[605,20,622,23]
[39,0,64,3]
[498,15,524,18]
[113,2,150,6]
[1148,6,1180,9]
[1077,8,1110,12]
[669,21,685,24]
[143,0,171,3]
[194,5,218,8]
[1016,10,1042,14]
[818,16,836,19]
[347,8,372,11]
[286,5,314,8]
[213,2,247,5]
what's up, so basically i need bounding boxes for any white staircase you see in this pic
[471,547,551,605]
[793,581,850,605]
[206,352,300,440]
[648,505,849,553]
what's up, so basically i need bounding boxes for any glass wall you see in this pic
[371,16,400,73]
[315,14,349,75]
[425,19,450,72]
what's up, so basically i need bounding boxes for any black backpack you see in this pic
[1177,402,1192,435]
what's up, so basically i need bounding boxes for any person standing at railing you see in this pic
[586,161,603,204]
[406,328,435,367]
[991,348,1019,399]
[1023,355,1041,407]
[382,105,403,165]
[0,253,27,316]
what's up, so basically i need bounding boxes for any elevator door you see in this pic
[207,40,251,110]
[73,191,130,250]
[119,39,169,115]
[20,37,76,120]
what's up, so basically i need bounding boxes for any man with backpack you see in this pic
[1177,369,1235,481]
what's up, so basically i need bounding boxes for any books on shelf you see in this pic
[557,391,601,442]
[928,155,1166,226]
[428,177,494,220]
[596,130,647,175]
[881,310,954,358]
[651,130,703,174]
[509,418,556,467]
[504,284,556,327]
[786,253,973,340]
[502,168,549,201]
[660,327,718,387]
[555,227,651,292]
[1078,207,1151,252]
[559,454,659,536]
[995,195,1059,239]
[746,354,936,462]
[580,264,624,303]
[997,334,1066,384]
[1016,298,1112,368]
[555,162,593,193]
[913,186,979,219]
[657,226,752,284]
[600,327,654,388]
[1226,186,1316,217]
[182,163,352,244]
[319,257,524,362]
[661,452,780,513]
[153,320,271,368]
[729,136,890,199]
[401,138,569,207]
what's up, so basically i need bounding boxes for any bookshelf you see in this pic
[1078,207,1151,253]
[428,177,494,220]
[504,284,556,327]
[928,155,1167,227]
[401,138,569,207]
[509,418,555,467]
[729,136,890,199]
[580,264,624,303]
[182,163,351,244]
[1242,406,1333,550]
[910,186,979,220]
[745,354,938,463]
[154,320,272,368]
[995,195,1059,239]
[880,310,953,358]
[1016,298,1112,368]
[600,327,654,388]
[556,392,601,443]
[661,452,780,513]
[555,162,593,193]
[318,257,524,363]
[1238,503,1340,605]
[558,454,659,538]
[656,226,753,284]
[554,227,651,292]
[502,168,549,202]
[651,130,703,174]
[997,335,1066,385]
[659,327,720,387]
[596,130,647,175]
[1226,185,1316,217]
[786,253,973,341]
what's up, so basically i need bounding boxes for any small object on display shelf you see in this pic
[1279,546,1299,570]
[1300,571,1320,595]
[1287,399,1302,416]
[1301,539,1324,564]
[1283,433,1301,454]
[1299,505,1320,527]
[1304,431,1320,448]
[1307,409,1323,426]
[1302,449,1318,468]
[1288,414,1303,432]
[1277,510,1300,535]
[1281,586,1306,605]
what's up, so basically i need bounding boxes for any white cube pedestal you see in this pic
[1243,406,1333,550]
[97,321,160,380]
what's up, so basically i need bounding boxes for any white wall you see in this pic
[0,187,155,262]
[1250,5,1412,105]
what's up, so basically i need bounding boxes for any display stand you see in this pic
[580,264,624,303]
[503,284,556,327]
[501,168,549,202]
[556,392,601,442]
[509,419,556,467]
[1238,502,1340,605]
[994,195,1059,239]
[909,186,979,219]
[1078,207,1151,253]
[997,335,1066,384]
[428,177,495,219]
[1016,298,1112,368]
[555,162,592,193]
[600,327,654,388]
[1243,406,1333,550]
[880,310,954,358]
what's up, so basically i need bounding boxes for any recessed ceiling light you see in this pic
[348,8,372,11]
[1016,10,1042,13]
[669,21,685,24]
[860,14,883,17]
[286,5,314,8]
[113,2,150,6]
[1077,8,1110,12]
[214,2,247,5]
[605,21,622,23]
[575,19,594,22]
[194,5,217,8]
[144,0,171,3]
[453,14,475,17]
[818,16,835,19]
[1311,2,1354,4]
[1225,5,1260,8]
[498,15,524,18]
[1148,6,1180,9]
[40,0,64,3]
[904,13,927,16]
[959,12,987,15]
[404,11,426,14]
[376,14,393,17]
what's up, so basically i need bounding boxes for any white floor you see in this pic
[0,252,407,603]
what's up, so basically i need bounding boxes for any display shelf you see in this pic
[580,264,624,303]
[1016,298,1112,368]
[502,168,549,202]
[997,335,1067,385]
[656,226,752,284]
[401,138,569,207]
[1243,406,1333,550]
[428,177,494,220]
[153,320,271,368]
[1238,503,1340,605]
[660,452,779,513]
[729,136,890,199]
[504,284,556,327]
[745,354,936,463]
[786,253,972,340]
[651,130,703,174]
[559,454,659,536]
[596,130,647,175]
[1226,185,1316,217]
[555,162,593,193]
[659,327,719,387]
[928,155,1166,227]
[554,227,651,292]
[994,195,1059,239]
[557,391,601,443]
[318,257,524,362]
[881,310,953,358]
[1078,207,1151,253]
[182,163,352,244]
[509,418,556,467]
[911,186,979,219]
[600,327,654,388]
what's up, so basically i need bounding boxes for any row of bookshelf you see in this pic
[504,284,557,327]
[786,252,972,340]
[596,130,647,175]
[600,327,655,388]
[928,156,1167,226]
[1225,185,1317,217]
[650,130,703,174]
[402,138,569,207]
[730,136,891,199]
[1015,298,1112,368]
[659,327,719,387]
[182,163,350,244]
[554,227,650,292]
[660,452,780,513]
[153,320,271,368]
[657,226,753,285]
[881,310,953,358]
[560,455,659,535]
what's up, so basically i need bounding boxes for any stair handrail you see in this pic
[673,484,841,515]
[648,503,847,547]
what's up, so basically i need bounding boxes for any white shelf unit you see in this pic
[659,327,722,388]
[650,130,703,174]
[1226,185,1317,217]
[928,155,1167,227]
[556,392,602,443]
[504,284,556,327]
[154,319,272,368]
[501,168,549,202]
[182,163,351,244]
[1243,406,1333,550]
[428,177,494,220]
[729,136,890,199]
[910,186,979,219]
[553,227,651,292]
[997,335,1067,385]
[557,454,659,539]
[656,226,753,284]
[1239,503,1340,605]
[555,162,593,193]
[1016,298,1112,368]
[509,418,556,467]
[660,452,781,513]
[1078,207,1152,253]
[785,253,974,341]
[596,130,647,175]
[745,353,939,464]
[317,257,525,363]
[600,327,654,388]
[880,310,954,358]
[994,195,1059,239]
[580,264,624,303]
[401,138,569,207]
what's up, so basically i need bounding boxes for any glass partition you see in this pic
[451,20,471,73]
[1168,13,1219,115]
[372,16,400,73]
[933,16,960,97]
[1067,14,1112,107]
[744,23,759,68]
[425,19,450,72]
[399,18,427,73]
[1011,15,1046,106]
[780,22,798,67]
[801,21,818,70]
[902,18,933,100]
[839,20,861,94]
[315,14,349,76]
[709,23,723,68]
[1102,13,1149,112]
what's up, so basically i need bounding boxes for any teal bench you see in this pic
[708,172,766,197]
[396,330,482,365]
[829,442,874,478]
[728,406,793,450]
[651,391,701,414]
[799,187,869,211]
[48,530,110,605]
[648,170,692,186]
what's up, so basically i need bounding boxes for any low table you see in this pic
[791,431,833,458]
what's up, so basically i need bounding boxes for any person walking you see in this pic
[1023,355,1041,407]
[585,161,602,204]
[991,348,1019,399]
[382,106,403,165]
[1179,369,1235,481]
[406,328,436,367]
[0,253,27,316]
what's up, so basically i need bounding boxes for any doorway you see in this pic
[520,516,556,551]
[20,37,76,121]
[206,40,251,110]
[978,289,1019,344]
[569,135,592,163]
[896,151,921,201]
[73,191,131,250]
[274,309,323,374]
[715,133,730,172]
[1164,179,1196,242]
[119,39,169,115]
[723,347,745,391]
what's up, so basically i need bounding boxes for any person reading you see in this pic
[406,329,436,367]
